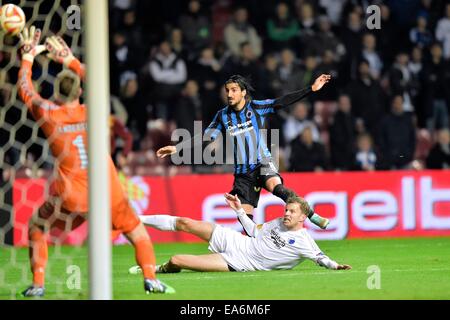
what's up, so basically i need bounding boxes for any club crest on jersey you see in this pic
[246,110,253,119]
[288,238,295,245]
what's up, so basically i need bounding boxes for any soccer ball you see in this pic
[0,4,26,36]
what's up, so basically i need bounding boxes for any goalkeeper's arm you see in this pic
[45,36,85,80]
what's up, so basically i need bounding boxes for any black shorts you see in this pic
[229,162,283,208]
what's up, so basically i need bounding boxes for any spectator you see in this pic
[222,42,259,80]
[408,46,425,126]
[315,50,340,100]
[340,11,363,81]
[298,56,320,97]
[266,2,299,51]
[110,32,138,94]
[311,15,345,61]
[347,60,386,138]
[375,4,397,66]
[169,28,188,61]
[110,115,133,169]
[289,126,328,172]
[426,129,450,169]
[257,53,282,98]
[421,42,450,131]
[276,48,304,95]
[379,95,417,169]
[191,47,222,121]
[318,0,346,26]
[122,10,145,56]
[224,7,262,59]
[353,133,378,171]
[329,94,358,170]
[435,3,450,60]
[119,71,147,143]
[148,41,187,120]
[295,2,317,58]
[389,52,415,113]
[409,14,433,49]
[361,33,383,80]
[283,101,320,145]
[111,0,136,30]
[178,0,212,57]
[175,80,203,136]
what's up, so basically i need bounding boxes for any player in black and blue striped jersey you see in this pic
[157,74,331,229]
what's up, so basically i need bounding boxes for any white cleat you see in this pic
[128,265,142,275]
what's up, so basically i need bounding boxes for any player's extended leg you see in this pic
[140,215,215,242]
[265,176,329,229]
[160,253,229,273]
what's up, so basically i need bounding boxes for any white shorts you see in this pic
[208,224,255,272]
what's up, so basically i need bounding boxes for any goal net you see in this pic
[0,0,92,299]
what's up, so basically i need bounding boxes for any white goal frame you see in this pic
[85,0,112,300]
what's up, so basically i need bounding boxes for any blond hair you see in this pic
[54,69,80,103]
[286,196,311,215]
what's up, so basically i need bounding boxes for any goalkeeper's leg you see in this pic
[24,202,56,297]
[124,223,175,294]
[24,201,86,297]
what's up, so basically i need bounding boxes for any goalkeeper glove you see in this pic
[19,26,46,62]
[45,35,75,67]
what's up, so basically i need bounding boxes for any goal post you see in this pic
[85,0,112,300]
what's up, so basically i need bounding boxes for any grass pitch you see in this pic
[1,237,450,300]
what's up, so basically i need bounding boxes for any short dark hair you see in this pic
[225,75,254,100]
[225,74,252,90]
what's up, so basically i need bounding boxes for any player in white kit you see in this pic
[129,194,351,273]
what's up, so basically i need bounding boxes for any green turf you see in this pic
[1,237,450,300]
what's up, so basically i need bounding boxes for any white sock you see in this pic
[140,215,177,231]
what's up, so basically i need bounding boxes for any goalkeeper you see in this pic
[17,27,174,296]
[129,194,351,274]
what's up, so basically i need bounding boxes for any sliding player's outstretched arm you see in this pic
[17,27,48,116]
[45,35,85,80]
[302,250,351,270]
[225,193,262,237]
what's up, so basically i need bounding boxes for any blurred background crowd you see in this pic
[1,0,450,177]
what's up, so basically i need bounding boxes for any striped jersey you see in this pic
[205,99,277,174]
[176,86,313,174]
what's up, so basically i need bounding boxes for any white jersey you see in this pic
[208,218,337,272]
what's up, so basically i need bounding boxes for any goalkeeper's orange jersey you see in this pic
[17,59,125,214]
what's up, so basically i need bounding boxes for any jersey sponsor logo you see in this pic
[269,228,286,249]
[227,120,254,136]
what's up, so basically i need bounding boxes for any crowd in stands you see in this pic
[1,0,450,178]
